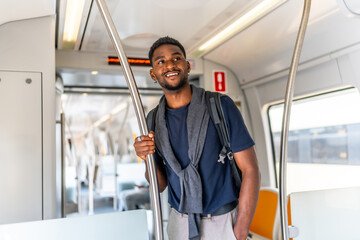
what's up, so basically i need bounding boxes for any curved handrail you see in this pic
[337,0,360,18]
[279,0,311,239]
[94,1,163,239]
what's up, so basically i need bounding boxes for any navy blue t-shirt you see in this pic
[153,95,254,214]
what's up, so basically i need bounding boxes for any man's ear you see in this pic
[150,69,157,81]
[187,61,191,74]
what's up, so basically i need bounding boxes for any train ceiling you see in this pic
[52,0,360,134]
[1,0,360,85]
[1,0,360,134]
[54,0,360,85]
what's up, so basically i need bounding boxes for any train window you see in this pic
[268,88,360,194]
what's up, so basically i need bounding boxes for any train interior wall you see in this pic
[0,15,58,222]
[2,16,360,211]
[1,1,360,238]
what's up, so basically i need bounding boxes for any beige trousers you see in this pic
[167,207,238,240]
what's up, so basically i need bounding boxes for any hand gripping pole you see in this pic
[94,1,163,239]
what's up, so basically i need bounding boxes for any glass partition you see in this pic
[61,92,162,239]
[0,210,148,240]
[290,187,360,240]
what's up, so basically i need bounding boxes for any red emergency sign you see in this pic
[214,71,226,92]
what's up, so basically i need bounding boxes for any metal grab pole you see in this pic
[279,1,311,240]
[56,113,66,218]
[94,1,163,240]
[60,113,66,218]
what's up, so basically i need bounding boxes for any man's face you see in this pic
[150,44,190,91]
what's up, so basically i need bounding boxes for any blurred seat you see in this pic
[249,187,292,240]
[118,181,150,211]
[249,187,279,240]
[121,188,150,211]
[119,181,135,192]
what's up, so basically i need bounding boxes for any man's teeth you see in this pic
[166,73,178,77]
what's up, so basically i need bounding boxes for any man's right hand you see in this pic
[133,131,155,160]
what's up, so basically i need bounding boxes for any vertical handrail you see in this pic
[279,0,311,239]
[61,102,82,213]
[56,113,66,218]
[94,1,163,239]
[113,143,119,211]
[86,131,96,215]
[113,103,130,210]
[60,113,66,218]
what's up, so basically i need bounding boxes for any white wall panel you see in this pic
[338,50,360,91]
[290,187,360,240]
[0,16,56,219]
[202,59,242,98]
[0,71,42,224]
[0,210,149,240]
[244,88,274,187]
[0,0,54,27]
[256,59,343,106]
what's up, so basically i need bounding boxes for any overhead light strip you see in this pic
[62,0,86,49]
[193,0,287,56]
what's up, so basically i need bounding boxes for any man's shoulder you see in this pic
[204,90,231,99]
[148,105,159,115]
[146,105,159,131]
[145,94,164,119]
[205,91,234,107]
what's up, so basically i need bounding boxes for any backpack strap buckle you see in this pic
[217,154,226,164]
[227,151,234,160]
[218,146,228,164]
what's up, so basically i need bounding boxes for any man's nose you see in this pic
[165,60,176,69]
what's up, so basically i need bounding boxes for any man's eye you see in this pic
[174,57,180,61]
[158,60,164,65]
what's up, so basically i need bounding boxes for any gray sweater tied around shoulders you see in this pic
[155,85,210,240]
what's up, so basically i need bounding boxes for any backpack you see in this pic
[146,91,242,188]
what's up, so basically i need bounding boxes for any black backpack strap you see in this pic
[146,105,159,132]
[205,91,242,188]
[146,105,167,165]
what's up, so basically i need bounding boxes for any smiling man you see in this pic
[134,36,260,240]
[150,43,189,92]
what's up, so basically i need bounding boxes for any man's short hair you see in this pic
[148,36,186,66]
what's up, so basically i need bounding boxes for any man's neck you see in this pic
[163,84,192,109]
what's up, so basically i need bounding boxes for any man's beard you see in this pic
[159,75,187,91]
